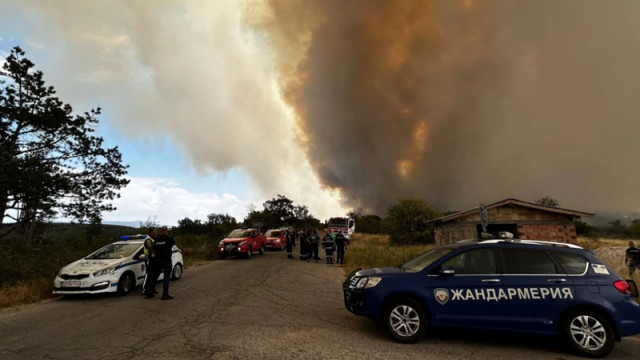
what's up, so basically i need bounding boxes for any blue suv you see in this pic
[343,239,640,357]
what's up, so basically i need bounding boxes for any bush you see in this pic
[385,199,442,245]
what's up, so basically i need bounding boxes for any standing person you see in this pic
[335,231,347,265]
[309,229,321,262]
[143,228,159,297]
[322,230,335,264]
[152,226,176,300]
[285,230,295,259]
[625,241,640,276]
[298,230,307,261]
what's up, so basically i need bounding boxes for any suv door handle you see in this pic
[481,278,501,283]
[547,278,567,283]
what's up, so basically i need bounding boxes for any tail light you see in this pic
[613,280,630,295]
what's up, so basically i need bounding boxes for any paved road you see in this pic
[1,252,639,360]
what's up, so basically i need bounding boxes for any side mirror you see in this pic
[137,254,148,261]
[439,265,455,276]
[627,280,639,298]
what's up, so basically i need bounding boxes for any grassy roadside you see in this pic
[343,233,434,276]
[0,231,219,310]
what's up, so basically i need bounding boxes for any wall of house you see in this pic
[434,205,579,245]
[517,224,578,244]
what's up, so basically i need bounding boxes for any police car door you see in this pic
[427,247,507,330]
[498,247,576,333]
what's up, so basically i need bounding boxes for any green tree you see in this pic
[385,199,442,245]
[0,47,129,237]
[535,195,560,208]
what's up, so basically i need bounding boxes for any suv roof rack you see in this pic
[479,239,583,249]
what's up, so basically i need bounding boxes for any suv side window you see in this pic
[442,248,497,275]
[502,248,557,274]
[549,251,588,275]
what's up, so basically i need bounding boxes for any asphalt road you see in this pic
[1,252,639,360]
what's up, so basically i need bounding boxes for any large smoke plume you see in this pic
[3,0,640,218]
[256,0,640,214]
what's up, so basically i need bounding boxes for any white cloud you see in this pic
[102,177,250,226]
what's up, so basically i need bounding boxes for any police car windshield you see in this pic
[228,229,251,238]
[400,247,454,272]
[265,230,281,237]
[85,243,141,259]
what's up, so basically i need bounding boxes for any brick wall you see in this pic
[518,224,578,244]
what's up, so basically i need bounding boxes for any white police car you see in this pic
[53,235,184,296]
[343,237,640,357]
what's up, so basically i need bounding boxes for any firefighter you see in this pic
[285,229,295,259]
[335,230,347,265]
[322,230,335,264]
[142,227,158,296]
[309,229,321,262]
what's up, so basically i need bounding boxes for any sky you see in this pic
[2,0,640,226]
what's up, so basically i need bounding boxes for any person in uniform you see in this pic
[145,226,175,300]
[322,230,335,264]
[335,231,347,265]
[625,240,640,276]
[143,228,159,297]
[285,229,295,259]
[309,229,321,262]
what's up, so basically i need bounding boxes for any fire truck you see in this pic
[327,217,356,239]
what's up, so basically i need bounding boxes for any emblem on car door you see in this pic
[434,288,450,305]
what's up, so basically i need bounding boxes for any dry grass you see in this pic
[0,278,54,309]
[344,233,434,276]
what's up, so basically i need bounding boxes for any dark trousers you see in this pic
[145,259,171,296]
[336,247,345,264]
[312,244,320,260]
[324,249,334,264]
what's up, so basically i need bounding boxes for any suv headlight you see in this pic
[93,266,116,277]
[351,276,382,289]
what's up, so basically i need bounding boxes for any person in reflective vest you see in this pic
[142,228,158,296]
[322,230,335,264]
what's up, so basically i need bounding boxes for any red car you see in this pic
[265,229,286,251]
[218,228,266,259]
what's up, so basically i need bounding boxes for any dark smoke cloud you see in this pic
[258,0,640,215]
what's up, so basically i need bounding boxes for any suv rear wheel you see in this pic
[383,297,427,343]
[563,309,614,357]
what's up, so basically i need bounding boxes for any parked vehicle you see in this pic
[53,235,184,296]
[327,217,355,239]
[343,236,640,357]
[218,228,266,259]
[265,229,286,251]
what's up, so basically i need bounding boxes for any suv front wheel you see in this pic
[383,297,428,343]
[563,309,615,358]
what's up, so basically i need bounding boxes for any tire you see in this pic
[383,297,428,343]
[220,253,227,260]
[116,272,135,295]
[171,263,183,280]
[259,244,265,255]
[562,309,615,358]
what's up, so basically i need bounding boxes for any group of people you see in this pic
[142,226,175,300]
[284,229,350,264]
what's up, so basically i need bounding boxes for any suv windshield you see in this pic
[265,230,281,237]
[228,229,251,238]
[400,247,454,272]
[86,243,140,259]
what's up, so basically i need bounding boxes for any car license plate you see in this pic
[63,280,81,287]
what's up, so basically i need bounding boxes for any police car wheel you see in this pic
[171,263,183,280]
[383,297,427,343]
[563,309,614,357]
[117,272,135,295]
